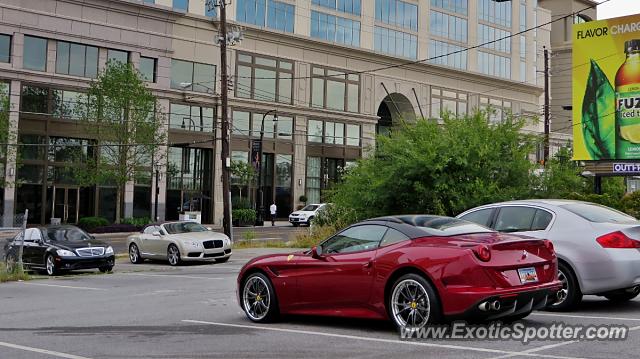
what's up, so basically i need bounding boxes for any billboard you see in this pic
[573,14,640,160]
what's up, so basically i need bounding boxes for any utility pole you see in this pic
[213,0,231,238]
[543,46,550,165]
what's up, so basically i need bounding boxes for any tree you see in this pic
[533,147,589,198]
[75,60,166,223]
[329,111,539,220]
[230,160,256,201]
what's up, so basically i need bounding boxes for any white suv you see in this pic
[288,203,326,226]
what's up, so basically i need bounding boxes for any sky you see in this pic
[597,0,640,20]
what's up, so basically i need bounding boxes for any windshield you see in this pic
[561,203,637,223]
[395,215,494,236]
[301,205,320,211]
[163,222,209,234]
[46,227,92,242]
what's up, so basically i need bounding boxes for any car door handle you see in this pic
[363,261,372,269]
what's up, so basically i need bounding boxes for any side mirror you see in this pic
[311,245,323,259]
[151,230,161,237]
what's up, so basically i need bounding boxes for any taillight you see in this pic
[543,239,555,255]
[473,244,491,262]
[596,231,640,248]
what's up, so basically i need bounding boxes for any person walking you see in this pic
[269,202,277,226]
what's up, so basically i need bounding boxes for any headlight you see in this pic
[105,246,114,255]
[56,249,76,257]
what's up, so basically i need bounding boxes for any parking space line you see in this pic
[182,320,583,359]
[486,341,579,359]
[21,283,106,291]
[0,341,93,359]
[119,273,223,280]
[530,312,640,322]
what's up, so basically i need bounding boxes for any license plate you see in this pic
[518,267,538,284]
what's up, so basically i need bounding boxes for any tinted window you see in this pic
[322,225,386,254]
[459,208,494,227]
[0,34,11,63]
[380,228,409,247]
[24,36,47,71]
[140,57,156,82]
[46,227,91,242]
[301,204,319,211]
[395,216,494,236]
[531,209,553,230]
[107,49,128,64]
[561,203,637,223]
[494,207,537,232]
[163,222,208,234]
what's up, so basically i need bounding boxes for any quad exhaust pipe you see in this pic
[478,300,501,312]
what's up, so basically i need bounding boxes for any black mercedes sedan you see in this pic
[4,225,115,276]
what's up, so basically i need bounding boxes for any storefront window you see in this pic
[275,154,292,216]
[306,157,321,204]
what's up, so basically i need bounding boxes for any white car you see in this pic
[457,200,640,311]
[288,203,326,226]
[127,221,231,266]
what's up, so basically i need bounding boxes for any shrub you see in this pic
[78,217,109,231]
[298,195,308,203]
[233,208,256,224]
[232,197,252,210]
[291,225,336,249]
[620,191,640,218]
[121,217,151,227]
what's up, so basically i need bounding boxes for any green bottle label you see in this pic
[616,87,640,158]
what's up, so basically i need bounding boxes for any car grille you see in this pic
[204,252,223,258]
[76,247,105,257]
[203,240,224,249]
[224,249,231,254]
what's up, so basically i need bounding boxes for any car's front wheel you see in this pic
[547,262,582,311]
[241,272,278,323]
[99,266,113,273]
[167,244,181,266]
[129,243,143,264]
[389,273,441,330]
[45,255,58,276]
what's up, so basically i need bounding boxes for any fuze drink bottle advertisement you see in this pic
[573,14,640,160]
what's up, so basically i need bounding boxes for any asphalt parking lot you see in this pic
[1,248,639,359]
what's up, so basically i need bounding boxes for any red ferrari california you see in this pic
[237,215,562,329]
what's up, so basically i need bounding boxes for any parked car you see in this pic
[4,226,115,276]
[288,203,326,226]
[457,199,640,311]
[127,221,231,266]
[237,215,561,329]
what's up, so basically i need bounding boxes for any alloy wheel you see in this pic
[243,276,271,321]
[167,245,180,266]
[46,256,55,276]
[391,279,431,329]
[552,269,569,307]
[129,244,139,263]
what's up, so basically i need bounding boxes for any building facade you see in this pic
[0,0,552,226]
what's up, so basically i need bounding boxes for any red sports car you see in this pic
[237,215,562,329]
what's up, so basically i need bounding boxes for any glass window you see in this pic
[21,85,57,114]
[561,203,637,223]
[308,120,323,143]
[322,225,387,254]
[479,0,511,27]
[56,41,99,78]
[107,49,128,64]
[477,51,511,79]
[0,34,11,63]
[494,207,538,232]
[430,11,467,43]
[531,209,553,231]
[380,228,409,247]
[275,154,292,215]
[277,116,293,139]
[311,66,359,112]
[374,26,417,59]
[171,59,216,93]
[313,0,361,15]
[346,124,360,146]
[428,40,467,70]
[164,222,209,234]
[169,103,215,132]
[267,0,295,33]
[310,11,360,47]
[326,81,345,111]
[431,87,468,118]
[478,24,511,54]
[140,57,156,82]
[24,36,47,71]
[232,111,251,136]
[459,208,494,227]
[237,0,267,26]
[205,0,217,17]
[235,53,293,104]
[375,0,417,31]
[306,157,321,204]
[173,0,189,11]
[430,0,467,15]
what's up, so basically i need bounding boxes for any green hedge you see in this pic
[78,217,109,231]
[233,209,256,223]
[121,217,152,227]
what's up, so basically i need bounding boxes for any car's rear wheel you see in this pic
[604,287,640,303]
[547,262,582,311]
[167,244,181,266]
[389,273,441,330]
[242,272,278,323]
[45,255,58,276]
[129,243,143,264]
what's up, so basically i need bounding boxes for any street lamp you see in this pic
[255,110,278,226]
